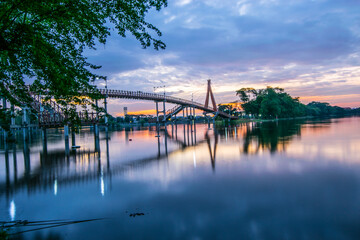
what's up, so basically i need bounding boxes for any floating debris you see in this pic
[129,213,145,217]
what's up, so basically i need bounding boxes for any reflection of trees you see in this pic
[242,120,303,154]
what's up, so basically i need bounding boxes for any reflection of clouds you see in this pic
[121,118,360,186]
[287,118,360,163]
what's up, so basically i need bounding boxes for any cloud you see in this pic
[86,0,360,114]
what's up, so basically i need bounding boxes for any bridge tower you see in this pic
[204,79,217,112]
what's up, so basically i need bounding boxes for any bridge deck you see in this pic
[100,89,236,119]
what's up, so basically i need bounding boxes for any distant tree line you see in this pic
[235,87,359,119]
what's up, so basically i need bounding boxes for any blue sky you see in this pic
[87,0,360,115]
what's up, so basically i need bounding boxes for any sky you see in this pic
[86,0,360,116]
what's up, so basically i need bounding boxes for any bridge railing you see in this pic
[99,89,210,110]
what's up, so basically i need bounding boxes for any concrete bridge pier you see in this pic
[184,107,187,122]
[22,107,30,141]
[106,132,110,171]
[95,135,100,153]
[11,104,15,129]
[93,124,100,153]
[71,128,76,148]
[163,100,166,123]
[94,124,99,138]
[64,124,70,156]
[156,101,159,123]
[42,128,48,156]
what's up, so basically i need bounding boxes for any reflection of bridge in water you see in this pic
[1,123,220,198]
[1,120,304,199]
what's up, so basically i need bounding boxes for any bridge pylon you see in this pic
[204,79,217,112]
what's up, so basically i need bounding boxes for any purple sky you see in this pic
[86,0,360,115]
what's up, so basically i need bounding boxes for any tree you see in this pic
[0,0,167,122]
[236,88,258,103]
[236,86,307,119]
[218,104,236,116]
[260,87,281,118]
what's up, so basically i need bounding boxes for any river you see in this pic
[1,117,360,239]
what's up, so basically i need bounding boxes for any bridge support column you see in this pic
[11,104,15,127]
[22,107,29,141]
[64,124,70,156]
[42,128,48,157]
[94,124,99,138]
[94,124,100,152]
[163,100,166,123]
[155,102,159,123]
[71,128,76,148]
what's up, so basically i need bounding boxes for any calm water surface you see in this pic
[1,117,360,240]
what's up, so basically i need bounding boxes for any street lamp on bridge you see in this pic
[153,85,166,98]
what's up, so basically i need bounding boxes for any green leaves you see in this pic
[237,86,307,119]
[0,0,167,127]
